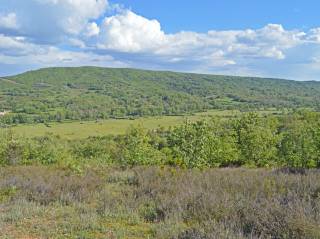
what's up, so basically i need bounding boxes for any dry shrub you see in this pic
[0,166,102,205]
[131,167,320,238]
[1,166,320,238]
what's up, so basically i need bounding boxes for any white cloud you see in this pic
[157,23,304,60]
[312,57,320,63]
[50,0,107,35]
[0,34,40,56]
[29,47,120,66]
[260,47,285,59]
[68,38,86,48]
[85,22,100,37]
[308,28,320,42]
[0,0,108,43]
[200,50,236,67]
[98,10,166,52]
[0,2,320,80]
[0,35,24,49]
[0,40,126,68]
[95,11,307,66]
[0,13,18,30]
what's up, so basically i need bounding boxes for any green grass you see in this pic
[6,110,233,139]
[5,110,281,139]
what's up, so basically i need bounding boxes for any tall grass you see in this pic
[1,166,320,238]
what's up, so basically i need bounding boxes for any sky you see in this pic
[0,0,320,80]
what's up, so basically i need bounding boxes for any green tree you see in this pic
[233,113,280,167]
[119,126,164,166]
[168,119,239,168]
[279,118,320,168]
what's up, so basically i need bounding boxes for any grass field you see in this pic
[4,110,235,139]
[2,109,281,139]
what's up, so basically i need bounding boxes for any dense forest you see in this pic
[1,110,319,169]
[1,67,320,124]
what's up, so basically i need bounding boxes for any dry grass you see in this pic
[1,166,320,238]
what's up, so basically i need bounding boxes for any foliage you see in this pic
[167,119,239,168]
[1,67,320,124]
[233,113,280,167]
[118,126,165,166]
[279,112,320,168]
[1,111,320,169]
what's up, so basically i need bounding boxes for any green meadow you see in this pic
[5,109,281,139]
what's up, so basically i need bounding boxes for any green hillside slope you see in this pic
[0,67,319,124]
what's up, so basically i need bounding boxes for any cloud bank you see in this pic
[0,0,320,80]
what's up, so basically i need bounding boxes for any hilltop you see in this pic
[0,67,319,124]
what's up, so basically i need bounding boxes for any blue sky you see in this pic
[114,0,319,32]
[0,0,320,80]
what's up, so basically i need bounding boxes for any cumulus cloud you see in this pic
[85,22,100,37]
[47,0,107,35]
[95,11,307,65]
[0,1,320,80]
[0,34,39,56]
[98,10,166,52]
[0,0,108,43]
[0,13,18,30]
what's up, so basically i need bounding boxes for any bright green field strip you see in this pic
[9,116,197,139]
[6,110,280,139]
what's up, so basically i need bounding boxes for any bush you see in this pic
[118,126,165,166]
[1,166,320,238]
[0,111,320,169]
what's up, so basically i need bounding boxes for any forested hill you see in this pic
[0,66,320,124]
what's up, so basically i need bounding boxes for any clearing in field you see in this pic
[5,109,281,139]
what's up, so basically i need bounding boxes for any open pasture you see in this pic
[4,109,281,139]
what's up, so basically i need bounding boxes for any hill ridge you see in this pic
[13,66,303,83]
[0,66,319,124]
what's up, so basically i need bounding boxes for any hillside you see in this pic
[0,66,320,124]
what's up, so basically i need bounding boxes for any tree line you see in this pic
[2,67,320,125]
[0,110,320,169]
